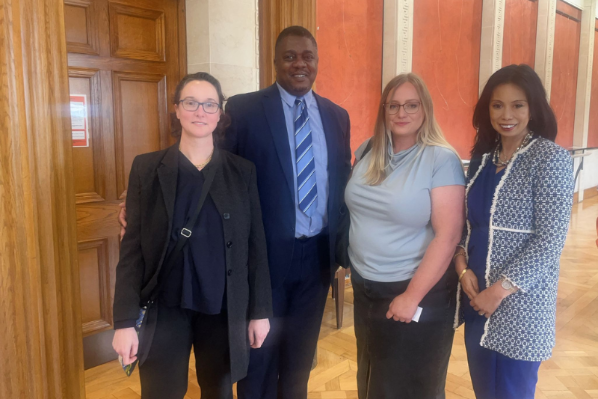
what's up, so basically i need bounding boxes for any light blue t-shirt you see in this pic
[345,140,465,282]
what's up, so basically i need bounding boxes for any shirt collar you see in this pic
[387,141,419,171]
[276,82,318,110]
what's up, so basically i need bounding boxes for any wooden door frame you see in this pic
[0,0,187,396]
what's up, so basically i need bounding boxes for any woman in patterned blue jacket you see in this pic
[453,64,574,398]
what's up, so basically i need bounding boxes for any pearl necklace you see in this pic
[492,131,533,167]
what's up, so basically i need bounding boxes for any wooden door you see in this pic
[63,0,186,369]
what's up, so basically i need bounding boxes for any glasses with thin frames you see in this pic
[178,98,221,114]
[383,102,421,115]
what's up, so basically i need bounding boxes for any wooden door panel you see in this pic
[76,203,122,238]
[113,72,168,196]
[64,0,100,55]
[69,67,105,203]
[108,2,166,62]
[78,238,112,335]
[66,0,184,369]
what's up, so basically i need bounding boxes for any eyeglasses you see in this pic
[178,98,221,114]
[383,102,421,115]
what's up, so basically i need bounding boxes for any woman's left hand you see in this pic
[248,318,270,349]
[386,293,420,323]
[470,282,510,318]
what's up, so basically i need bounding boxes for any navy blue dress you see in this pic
[463,161,541,399]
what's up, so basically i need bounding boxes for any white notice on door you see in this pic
[70,94,89,147]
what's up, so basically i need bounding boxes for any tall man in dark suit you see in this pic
[224,26,351,399]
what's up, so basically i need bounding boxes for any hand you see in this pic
[112,327,139,365]
[460,270,480,301]
[118,196,127,242]
[248,319,270,349]
[470,282,509,318]
[386,293,420,323]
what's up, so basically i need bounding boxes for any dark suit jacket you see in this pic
[113,144,272,382]
[223,84,351,288]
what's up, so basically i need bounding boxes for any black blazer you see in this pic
[224,84,352,288]
[113,144,272,382]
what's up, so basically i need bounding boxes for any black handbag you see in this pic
[335,140,373,269]
[121,162,217,376]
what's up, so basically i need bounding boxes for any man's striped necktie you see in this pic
[294,97,317,216]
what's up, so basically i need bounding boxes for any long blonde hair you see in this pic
[363,73,459,185]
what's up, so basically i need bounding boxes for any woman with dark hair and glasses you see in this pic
[453,64,574,398]
[112,72,272,399]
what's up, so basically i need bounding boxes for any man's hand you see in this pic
[112,327,139,365]
[248,319,270,349]
[386,292,420,323]
[118,195,127,241]
[470,281,510,318]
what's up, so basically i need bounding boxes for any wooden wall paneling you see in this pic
[503,0,539,67]
[259,0,316,88]
[69,67,106,203]
[588,19,598,148]
[178,0,188,78]
[551,0,582,148]
[108,2,166,62]
[78,238,113,335]
[68,53,170,74]
[64,0,184,369]
[64,0,100,55]
[0,0,84,396]
[113,71,168,198]
[412,0,483,158]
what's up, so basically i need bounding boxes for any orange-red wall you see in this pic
[588,19,598,148]
[503,0,538,67]
[551,1,581,148]
[412,0,483,159]
[315,0,384,153]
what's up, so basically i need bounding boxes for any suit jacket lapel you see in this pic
[205,148,229,219]
[262,84,295,201]
[157,144,179,224]
[314,93,339,209]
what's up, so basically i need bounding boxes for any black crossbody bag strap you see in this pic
[147,164,217,303]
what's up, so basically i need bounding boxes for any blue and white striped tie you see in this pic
[294,97,317,216]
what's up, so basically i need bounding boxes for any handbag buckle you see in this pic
[181,228,192,238]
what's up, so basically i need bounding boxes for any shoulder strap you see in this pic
[353,139,373,167]
[148,164,218,303]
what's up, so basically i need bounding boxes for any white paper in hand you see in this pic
[412,307,423,322]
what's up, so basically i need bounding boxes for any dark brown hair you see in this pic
[471,64,557,158]
[170,72,230,143]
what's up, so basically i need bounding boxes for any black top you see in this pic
[160,151,226,313]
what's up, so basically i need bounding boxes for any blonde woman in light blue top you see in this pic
[344,73,465,398]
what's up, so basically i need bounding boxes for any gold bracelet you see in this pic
[458,268,468,282]
[453,250,466,261]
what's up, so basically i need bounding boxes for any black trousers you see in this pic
[237,234,330,399]
[139,303,232,399]
[351,268,456,399]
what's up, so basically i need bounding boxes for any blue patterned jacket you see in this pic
[454,137,574,361]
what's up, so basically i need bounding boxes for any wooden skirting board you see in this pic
[573,185,598,203]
